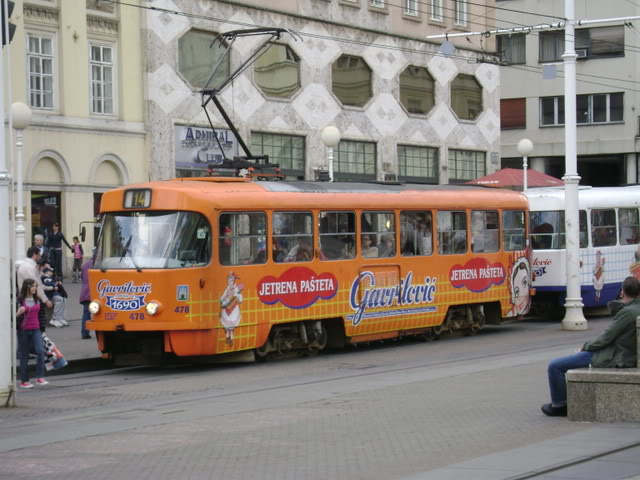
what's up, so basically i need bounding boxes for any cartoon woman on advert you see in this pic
[507,256,531,317]
[593,250,606,302]
[220,272,244,346]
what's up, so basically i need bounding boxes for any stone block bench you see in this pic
[566,317,640,423]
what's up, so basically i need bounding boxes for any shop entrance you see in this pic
[31,191,61,239]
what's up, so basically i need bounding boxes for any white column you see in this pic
[561,0,587,330]
[0,44,16,406]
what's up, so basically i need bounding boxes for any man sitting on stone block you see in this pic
[541,276,640,417]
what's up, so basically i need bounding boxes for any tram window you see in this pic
[471,210,499,253]
[273,212,313,262]
[96,211,211,269]
[319,211,356,260]
[400,211,432,256]
[438,211,467,255]
[219,212,266,265]
[530,211,562,249]
[503,210,525,251]
[361,211,395,258]
[619,208,640,245]
[591,209,616,247]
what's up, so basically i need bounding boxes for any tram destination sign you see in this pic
[175,125,239,171]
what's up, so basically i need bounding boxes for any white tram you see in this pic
[525,186,640,315]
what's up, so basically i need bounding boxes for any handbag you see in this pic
[42,333,68,371]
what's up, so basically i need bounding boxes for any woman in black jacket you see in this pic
[45,223,73,279]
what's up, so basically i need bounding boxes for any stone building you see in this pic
[4,0,146,274]
[144,0,501,184]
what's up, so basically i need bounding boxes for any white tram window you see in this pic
[319,211,356,260]
[618,208,640,245]
[530,210,587,249]
[219,212,266,266]
[503,210,525,251]
[438,211,467,255]
[361,211,395,258]
[591,209,617,247]
[471,210,499,253]
[400,211,432,256]
[273,212,313,263]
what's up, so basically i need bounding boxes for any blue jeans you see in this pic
[81,302,91,338]
[547,351,593,406]
[18,329,45,383]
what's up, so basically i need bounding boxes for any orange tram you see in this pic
[87,177,532,363]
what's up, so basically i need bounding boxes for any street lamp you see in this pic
[517,138,533,191]
[11,102,32,262]
[320,126,341,182]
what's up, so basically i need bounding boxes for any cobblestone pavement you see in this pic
[2,313,640,480]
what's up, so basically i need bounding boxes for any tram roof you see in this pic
[101,179,529,212]
[524,185,640,210]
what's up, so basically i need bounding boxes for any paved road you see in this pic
[2,315,640,480]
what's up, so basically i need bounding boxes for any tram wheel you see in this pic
[255,341,271,362]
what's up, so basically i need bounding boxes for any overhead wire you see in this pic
[107,0,640,94]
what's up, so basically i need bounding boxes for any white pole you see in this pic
[562,0,587,331]
[0,29,16,406]
[523,156,528,191]
[328,146,334,182]
[14,127,25,261]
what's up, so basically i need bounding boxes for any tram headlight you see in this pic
[145,301,161,316]
[88,301,101,314]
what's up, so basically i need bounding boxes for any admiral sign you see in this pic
[175,125,239,171]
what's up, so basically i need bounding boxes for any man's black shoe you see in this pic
[541,403,567,417]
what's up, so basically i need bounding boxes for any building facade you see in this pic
[3,0,146,274]
[144,0,502,184]
[497,0,640,186]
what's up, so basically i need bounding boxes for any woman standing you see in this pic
[16,279,48,388]
[45,223,73,279]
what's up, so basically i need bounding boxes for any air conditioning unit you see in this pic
[575,48,589,58]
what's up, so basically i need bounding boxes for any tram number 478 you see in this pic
[129,313,145,320]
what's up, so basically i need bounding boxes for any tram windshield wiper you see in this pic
[119,235,142,272]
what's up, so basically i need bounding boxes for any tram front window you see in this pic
[96,211,211,269]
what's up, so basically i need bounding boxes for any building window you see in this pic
[576,26,624,59]
[397,145,438,183]
[404,0,418,16]
[497,34,526,64]
[90,44,114,115]
[334,140,376,181]
[448,149,485,183]
[430,0,443,21]
[501,98,526,129]
[254,44,300,99]
[370,0,384,7]
[250,132,305,179]
[332,55,372,107]
[178,30,229,89]
[399,66,434,115]
[451,74,482,121]
[454,0,468,26]
[540,96,565,126]
[539,31,564,62]
[27,34,54,109]
[577,93,623,124]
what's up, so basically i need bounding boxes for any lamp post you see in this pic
[320,126,341,182]
[11,102,32,262]
[517,138,533,191]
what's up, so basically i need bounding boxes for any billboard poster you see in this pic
[175,125,239,171]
